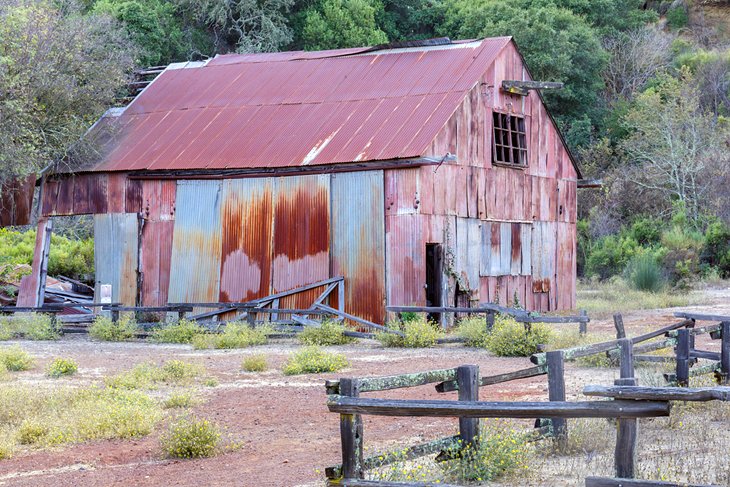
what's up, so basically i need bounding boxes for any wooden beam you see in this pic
[326,397,671,419]
[583,385,730,402]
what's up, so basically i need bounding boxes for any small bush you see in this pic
[161,416,220,458]
[484,316,551,357]
[89,314,138,341]
[46,358,78,378]
[0,346,34,371]
[298,320,354,346]
[626,253,664,292]
[376,318,443,348]
[242,354,267,372]
[15,314,58,340]
[150,319,205,344]
[163,392,196,409]
[192,323,271,349]
[282,346,349,375]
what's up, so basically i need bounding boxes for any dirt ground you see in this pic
[1,288,729,487]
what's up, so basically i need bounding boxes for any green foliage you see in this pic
[626,253,664,292]
[0,229,94,283]
[150,319,205,344]
[46,358,78,378]
[0,346,34,371]
[376,318,443,348]
[299,0,388,50]
[282,346,348,375]
[484,316,552,357]
[191,323,271,349]
[161,415,220,458]
[298,320,354,346]
[242,354,267,372]
[440,420,531,482]
[89,314,138,341]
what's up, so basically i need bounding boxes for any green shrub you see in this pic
[161,416,220,458]
[150,319,205,344]
[626,253,664,292]
[282,346,348,375]
[192,323,271,349]
[440,420,531,482]
[376,318,443,348]
[484,316,551,357]
[15,314,58,340]
[89,314,139,341]
[0,346,34,371]
[242,354,267,372]
[298,320,354,346]
[46,358,78,378]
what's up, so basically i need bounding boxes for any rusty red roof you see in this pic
[93,38,513,172]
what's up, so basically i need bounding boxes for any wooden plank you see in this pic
[586,477,719,487]
[327,397,671,419]
[583,385,730,402]
[436,365,547,393]
[457,365,479,447]
[326,369,458,395]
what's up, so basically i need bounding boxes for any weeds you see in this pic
[298,320,354,346]
[282,346,348,375]
[242,354,267,372]
[0,346,34,371]
[376,318,443,348]
[161,416,220,458]
[46,358,78,378]
[89,314,138,341]
[150,319,205,344]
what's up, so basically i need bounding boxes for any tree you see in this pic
[0,0,136,181]
[619,71,730,222]
[299,0,387,51]
[177,0,294,53]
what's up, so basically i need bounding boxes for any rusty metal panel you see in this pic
[219,178,275,303]
[272,174,330,309]
[385,214,425,306]
[167,180,223,306]
[0,175,35,226]
[331,170,386,323]
[94,213,139,306]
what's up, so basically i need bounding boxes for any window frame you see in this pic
[491,111,528,168]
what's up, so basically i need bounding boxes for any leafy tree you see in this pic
[299,0,387,50]
[0,0,136,181]
[177,0,294,53]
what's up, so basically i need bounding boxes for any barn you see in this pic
[18,37,581,323]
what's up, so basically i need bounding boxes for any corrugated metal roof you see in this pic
[91,37,512,172]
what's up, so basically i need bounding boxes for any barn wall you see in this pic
[399,42,578,312]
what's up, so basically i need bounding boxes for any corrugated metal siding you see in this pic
[219,178,274,303]
[331,171,385,323]
[94,213,139,306]
[272,175,330,309]
[167,180,223,307]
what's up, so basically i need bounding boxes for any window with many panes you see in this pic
[492,112,527,167]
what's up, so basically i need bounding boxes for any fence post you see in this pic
[339,378,364,480]
[485,311,495,333]
[676,329,691,387]
[615,338,637,479]
[579,309,588,335]
[613,313,625,339]
[720,321,730,385]
[456,365,480,449]
[546,351,567,445]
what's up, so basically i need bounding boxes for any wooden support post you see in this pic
[546,351,567,444]
[339,378,364,480]
[720,321,730,385]
[579,310,588,335]
[485,311,495,332]
[613,313,625,339]
[676,329,691,387]
[456,365,480,448]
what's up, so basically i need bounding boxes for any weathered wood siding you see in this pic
[386,42,577,312]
